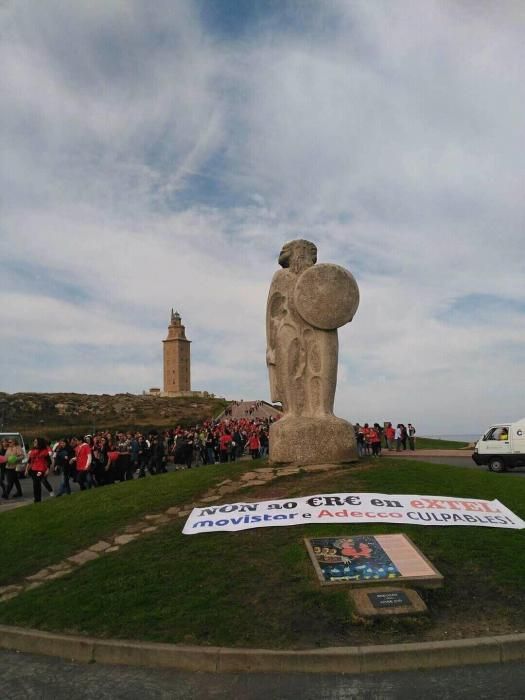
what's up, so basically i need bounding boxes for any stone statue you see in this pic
[266,239,360,465]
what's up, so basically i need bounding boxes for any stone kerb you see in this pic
[0,624,524,674]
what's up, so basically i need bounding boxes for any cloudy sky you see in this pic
[1,0,524,434]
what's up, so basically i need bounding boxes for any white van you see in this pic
[472,419,525,472]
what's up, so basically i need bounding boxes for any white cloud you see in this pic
[1,0,525,433]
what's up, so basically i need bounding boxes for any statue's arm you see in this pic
[266,274,286,365]
[266,274,286,402]
[266,299,276,367]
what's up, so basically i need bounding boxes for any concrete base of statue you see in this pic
[269,415,358,466]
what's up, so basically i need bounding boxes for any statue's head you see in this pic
[278,239,317,272]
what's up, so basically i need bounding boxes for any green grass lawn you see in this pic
[416,437,470,449]
[1,458,524,648]
[0,461,256,586]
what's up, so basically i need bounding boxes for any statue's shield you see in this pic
[294,263,359,330]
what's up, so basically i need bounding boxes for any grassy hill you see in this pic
[0,392,228,440]
[0,457,524,648]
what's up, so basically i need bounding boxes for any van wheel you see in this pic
[489,457,506,473]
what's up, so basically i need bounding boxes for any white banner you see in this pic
[182,492,525,534]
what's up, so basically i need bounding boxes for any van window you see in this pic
[484,427,509,441]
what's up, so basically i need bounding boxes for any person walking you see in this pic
[248,431,261,459]
[363,424,371,455]
[219,430,232,463]
[91,437,108,486]
[407,423,416,450]
[371,424,382,457]
[0,439,7,498]
[259,429,269,458]
[205,430,216,465]
[129,434,140,476]
[72,436,93,490]
[116,433,133,481]
[395,425,403,452]
[385,423,395,450]
[3,438,24,499]
[156,433,168,473]
[354,424,365,457]
[137,435,151,478]
[54,438,75,496]
[401,424,408,451]
[26,438,55,503]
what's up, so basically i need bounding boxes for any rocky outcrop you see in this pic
[0,393,227,437]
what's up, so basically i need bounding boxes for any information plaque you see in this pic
[304,533,443,588]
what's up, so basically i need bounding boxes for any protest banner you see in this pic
[182,492,525,535]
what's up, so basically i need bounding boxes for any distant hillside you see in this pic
[0,392,228,440]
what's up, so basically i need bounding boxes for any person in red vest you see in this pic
[71,435,93,490]
[384,423,395,450]
[248,432,261,459]
[105,444,121,484]
[369,425,382,457]
[219,430,232,463]
[25,437,55,503]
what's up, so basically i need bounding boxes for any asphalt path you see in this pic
[0,650,524,699]
[0,470,85,512]
[0,466,188,512]
[399,455,525,476]
[2,456,524,513]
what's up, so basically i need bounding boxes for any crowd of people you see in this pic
[0,418,272,504]
[0,417,417,504]
[354,422,417,457]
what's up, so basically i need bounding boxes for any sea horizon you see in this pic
[423,434,481,442]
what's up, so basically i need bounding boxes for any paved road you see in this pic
[2,454,524,514]
[0,463,212,513]
[396,455,525,477]
[0,650,524,699]
[0,469,90,512]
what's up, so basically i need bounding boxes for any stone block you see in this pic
[26,569,50,582]
[254,472,275,481]
[144,514,170,522]
[68,550,100,566]
[113,534,139,546]
[48,563,72,573]
[45,569,71,581]
[270,416,358,466]
[124,523,147,534]
[216,485,239,495]
[350,587,428,618]
[0,585,22,596]
[88,541,112,553]
[25,581,44,591]
[153,515,170,524]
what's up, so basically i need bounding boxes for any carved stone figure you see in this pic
[266,239,360,465]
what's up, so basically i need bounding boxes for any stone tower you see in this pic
[163,309,191,394]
